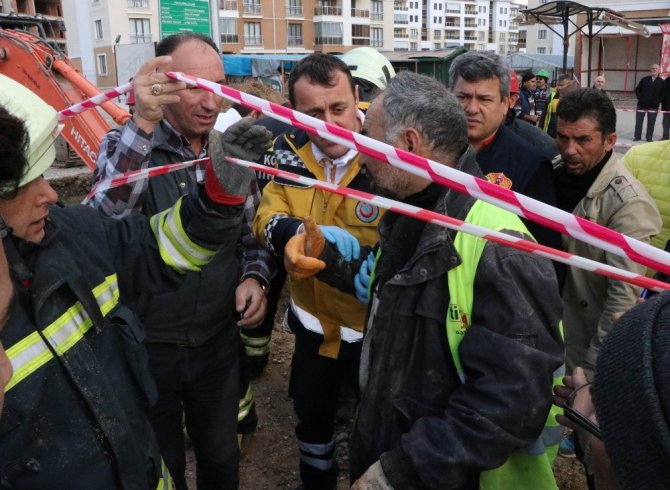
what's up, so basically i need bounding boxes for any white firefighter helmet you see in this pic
[341,47,396,91]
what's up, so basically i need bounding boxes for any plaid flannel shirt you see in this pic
[90,118,272,287]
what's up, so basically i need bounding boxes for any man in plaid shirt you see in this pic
[90,33,272,490]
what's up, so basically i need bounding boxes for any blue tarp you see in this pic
[222,54,308,76]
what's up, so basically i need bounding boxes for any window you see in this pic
[96,53,107,75]
[498,20,502,27]
[243,0,261,15]
[314,22,343,44]
[499,32,505,41]
[371,0,383,21]
[129,18,151,43]
[504,20,506,27]
[537,47,546,54]
[410,41,418,50]
[504,7,507,13]
[371,27,383,47]
[352,24,370,45]
[127,0,149,7]
[287,23,302,46]
[244,22,262,45]
[538,29,547,39]
[220,18,238,43]
[287,0,302,16]
[434,29,441,39]
[434,42,441,49]
[94,19,103,40]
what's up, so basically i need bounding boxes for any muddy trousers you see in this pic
[147,329,240,490]
[288,309,362,490]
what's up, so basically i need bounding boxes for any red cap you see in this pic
[509,69,519,94]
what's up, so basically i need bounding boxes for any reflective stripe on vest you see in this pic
[447,199,561,490]
[150,197,216,272]
[5,274,120,392]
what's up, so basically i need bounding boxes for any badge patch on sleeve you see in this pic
[486,172,513,189]
[355,202,379,223]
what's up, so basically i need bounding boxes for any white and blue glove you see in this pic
[354,252,376,304]
[319,225,360,262]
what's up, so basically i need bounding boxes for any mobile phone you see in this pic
[563,404,601,439]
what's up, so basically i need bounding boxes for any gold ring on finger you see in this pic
[151,83,163,96]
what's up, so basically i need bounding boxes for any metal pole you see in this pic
[562,4,569,74]
[587,12,593,88]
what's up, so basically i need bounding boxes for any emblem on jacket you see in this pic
[486,172,513,189]
[355,202,379,223]
[448,304,469,335]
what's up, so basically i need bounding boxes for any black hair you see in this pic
[155,33,219,57]
[0,106,29,199]
[557,88,616,136]
[287,53,355,107]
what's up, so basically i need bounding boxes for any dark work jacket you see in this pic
[636,75,664,109]
[134,138,241,346]
[348,148,564,489]
[506,115,559,162]
[0,199,241,489]
[476,125,563,273]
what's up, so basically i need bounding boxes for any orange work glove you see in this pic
[284,217,327,279]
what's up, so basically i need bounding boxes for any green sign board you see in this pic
[160,0,211,38]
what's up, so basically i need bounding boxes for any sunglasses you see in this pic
[563,383,601,439]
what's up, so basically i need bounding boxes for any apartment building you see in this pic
[391,0,521,54]
[523,0,569,55]
[0,0,67,51]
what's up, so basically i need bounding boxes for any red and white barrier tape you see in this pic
[57,82,133,122]
[82,157,208,204]
[165,71,670,276]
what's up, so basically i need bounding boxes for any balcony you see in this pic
[352,37,371,45]
[445,21,460,27]
[394,31,409,39]
[445,33,459,39]
[371,11,383,21]
[314,36,343,44]
[221,33,240,43]
[394,2,408,11]
[464,21,476,28]
[464,8,476,15]
[352,8,369,17]
[243,2,261,14]
[464,35,477,40]
[127,0,149,7]
[244,35,263,45]
[445,7,459,13]
[286,5,303,16]
[220,0,238,9]
[371,38,383,47]
[314,5,342,15]
[287,35,303,46]
[394,14,409,24]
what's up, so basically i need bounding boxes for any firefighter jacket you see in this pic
[93,120,272,346]
[0,194,244,489]
[348,147,564,489]
[252,129,382,358]
[556,151,662,380]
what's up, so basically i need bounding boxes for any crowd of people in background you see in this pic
[0,37,669,490]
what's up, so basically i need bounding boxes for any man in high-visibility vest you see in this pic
[285,71,565,489]
[0,72,269,489]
